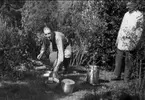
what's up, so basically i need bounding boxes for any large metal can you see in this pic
[87,65,99,85]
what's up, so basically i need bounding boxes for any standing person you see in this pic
[37,26,72,78]
[111,0,144,82]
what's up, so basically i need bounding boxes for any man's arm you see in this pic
[135,13,144,42]
[53,37,64,72]
[116,13,127,46]
[40,42,45,54]
[37,41,45,60]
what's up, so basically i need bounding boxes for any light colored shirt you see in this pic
[41,31,72,68]
[116,10,144,51]
[53,31,72,65]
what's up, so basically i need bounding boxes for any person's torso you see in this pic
[52,31,69,51]
[51,31,72,58]
[117,10,143,51]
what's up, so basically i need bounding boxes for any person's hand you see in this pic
[52,71,59,79]
[115,42,117,46]
[37,53,43,60]
[115,40,118,47]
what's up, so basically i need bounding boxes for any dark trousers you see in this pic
[63,58,71,71]
[114,49,135,80]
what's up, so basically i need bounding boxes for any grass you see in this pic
[0,67,142,100]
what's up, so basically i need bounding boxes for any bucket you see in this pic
[61,79,75,94]
[87,65,100,85]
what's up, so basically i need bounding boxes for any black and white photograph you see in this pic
[0,0,144,100]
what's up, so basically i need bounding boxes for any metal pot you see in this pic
[61,79,75,94]
[86,65,99,85]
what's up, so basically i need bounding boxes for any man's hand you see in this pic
[115,41,118,47]
[52,71,59,79]
[115,39,118,47]
[37,53,43,60]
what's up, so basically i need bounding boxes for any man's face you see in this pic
[44,32,51,40]
[43,27,51,40]
[126,2,136,12]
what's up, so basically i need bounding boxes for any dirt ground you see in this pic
[0,66,139,100]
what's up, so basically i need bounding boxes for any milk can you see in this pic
[86,65,99,85]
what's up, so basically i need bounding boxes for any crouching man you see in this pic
[37,26,72,78]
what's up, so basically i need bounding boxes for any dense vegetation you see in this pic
[0,0,145,99]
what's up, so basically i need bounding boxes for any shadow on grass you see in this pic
[78,90,140,100]
[0,79,59,100]
[0,66,114,100]
[0,71,64,100]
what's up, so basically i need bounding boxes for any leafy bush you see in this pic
[55,0,126,68]
[21,0,57,32]
[0,27,28,76]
